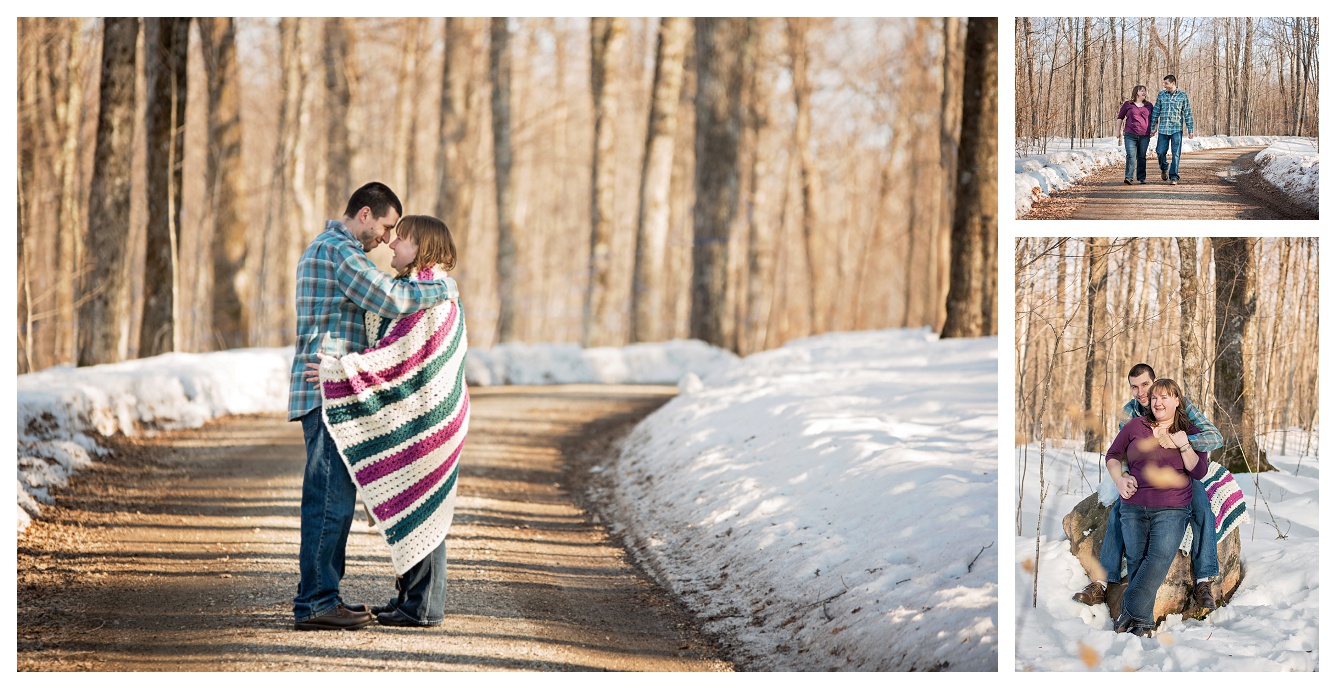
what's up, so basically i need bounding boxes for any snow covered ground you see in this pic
[1015,135,1293,218]
[605,329,999,670]
[1255,138,1319,215]
[15,340,736,531]
[1014,435,1318,671]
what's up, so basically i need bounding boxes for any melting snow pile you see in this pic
[606,328,999,670]
[1254,138,1319,215]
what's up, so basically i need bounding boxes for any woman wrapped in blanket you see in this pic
[1104,378,1207,637]
[304,214,468,627]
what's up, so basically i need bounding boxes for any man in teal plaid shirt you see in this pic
[288,181,459,630]
[1150,74,1195,185]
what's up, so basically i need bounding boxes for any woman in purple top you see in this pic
[1118,85,1155,185]
[1104,378,1208,637]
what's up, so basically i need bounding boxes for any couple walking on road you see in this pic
[286,181,469,631]
[1118,74,1195,185]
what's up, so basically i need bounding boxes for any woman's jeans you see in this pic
[1156,131,1185,180]
[386,539,448,624]
[1123,133,1151,181]
[1118,503,1190,628]
[1098,480,1218,582]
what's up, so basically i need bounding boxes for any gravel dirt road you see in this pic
[17,385,732,672]
[1023,146,1316,220]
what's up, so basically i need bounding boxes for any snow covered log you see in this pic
[1062,492,1243,624]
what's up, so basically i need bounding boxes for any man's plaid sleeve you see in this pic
[1184,397,1223,452]
[334,249,458,318]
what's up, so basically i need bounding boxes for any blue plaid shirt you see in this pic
[287,220,459,421]
[1152,89,1194,135]
[1119,396,1223,452]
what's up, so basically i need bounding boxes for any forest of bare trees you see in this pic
[1016,17,1319,154]
[1015,237,1317,476]
[17,17,999,374]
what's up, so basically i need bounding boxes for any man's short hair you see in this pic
[1163,74,1177,84]
[1128,363,1156,380]
[344,181,402,220]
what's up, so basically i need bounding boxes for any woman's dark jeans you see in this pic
[1123,133,1151,182]
[385,539,448,625]
[1117,503,1190,629]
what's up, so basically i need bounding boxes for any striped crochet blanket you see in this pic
[1178,460,1251,555]
[320,266,469,575]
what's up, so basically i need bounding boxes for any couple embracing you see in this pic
[1118,75,1195,185]
[1071,363,1227,638]
[286,181,469,631]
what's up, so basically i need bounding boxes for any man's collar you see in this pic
[326,219,356,241]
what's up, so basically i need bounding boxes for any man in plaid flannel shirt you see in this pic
[289,181,459,630]
[1150,74,1195,185]
[1072,363,1225,613]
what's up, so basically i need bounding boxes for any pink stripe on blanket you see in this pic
[323,305,457,399]
[365,309,426,353]
[355,394,470,485]
[372,441,464,521]
[1215,490,1243,529]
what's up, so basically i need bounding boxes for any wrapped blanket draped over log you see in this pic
[320,266,468,575]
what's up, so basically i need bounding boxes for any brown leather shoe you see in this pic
[1072,582,1106,605]
[294,604,373,631]
[1193,581,1217,611]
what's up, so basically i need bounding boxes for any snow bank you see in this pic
[1015,135,1286,218]
[606,329,999,670]
[1255,138,1319,215]
[16,348,295,530]
[1015,436,1318,671]
[15,340,737,531]
[465,339,737,386]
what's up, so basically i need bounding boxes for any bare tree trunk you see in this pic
[941,18,996,339]
[1082,237,1109,452]
[436,18,475,260]
[1210,237,1274,473]
[200,17,249,350]
[937,17,964,332]
[140,18,189,357]
[630,17,689,344]
[55,18,86,364]
[1175,238,1206,404]
[787,18,826,335]
[690,18,746,348]
[393,19,424,198]
[490,18,519,343]
[323,17,353,209]
[79,18,138,366]
[584,17,626,347]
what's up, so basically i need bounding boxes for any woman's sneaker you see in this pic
[1124,178,1133,185]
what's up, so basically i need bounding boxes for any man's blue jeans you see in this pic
[1117,503,1190,628]
[1156,130,1184,180]
[1098,480,1218,582]
[1123,133,1151,182]
[385,539,448,625]
[293,408,359,622]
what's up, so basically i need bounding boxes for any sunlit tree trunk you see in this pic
[585,17,626,347]
[787,18,826,335]
[490,18,519,343]
[941,17,997,339]
[200,17,249,350]
[690,18,746,347]
[630,17,689,344]
[1211,237,1275,473]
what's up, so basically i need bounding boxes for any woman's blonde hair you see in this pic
[393,214,457,279]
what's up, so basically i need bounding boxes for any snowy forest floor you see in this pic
[1022,147,1317,220]
[16,387,732,671]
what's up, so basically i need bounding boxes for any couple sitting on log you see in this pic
[1070,363,1249,638]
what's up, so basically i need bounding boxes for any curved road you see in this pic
[17,385,732,671]
[1024,146,1315,220]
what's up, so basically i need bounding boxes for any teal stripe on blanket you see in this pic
[384,467,459,545]
[343,364,468,465]
[1218,505,1246,538]
[326,322,464,426]
[1203,463,1227,487]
